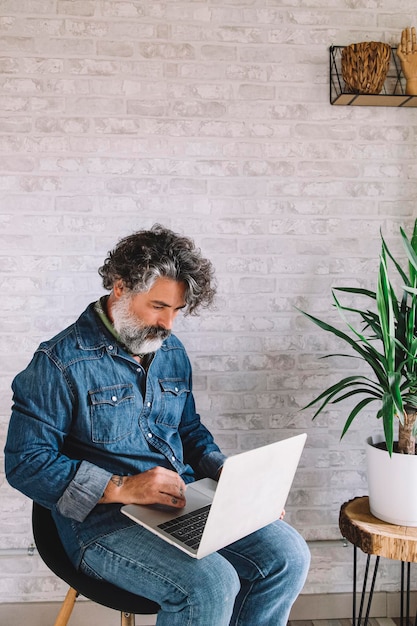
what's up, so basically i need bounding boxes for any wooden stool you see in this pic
[339,496,417,626]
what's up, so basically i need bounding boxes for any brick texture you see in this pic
[1,0,417,604]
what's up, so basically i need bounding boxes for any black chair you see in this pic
[32,502,160,626]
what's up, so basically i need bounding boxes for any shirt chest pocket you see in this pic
[156,379,189,427]
[89,384,136,443]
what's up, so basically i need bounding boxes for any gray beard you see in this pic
[111,295,171,355]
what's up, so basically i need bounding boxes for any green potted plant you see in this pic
[300,218,417,526]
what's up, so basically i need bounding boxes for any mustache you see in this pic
[143,326,171,340]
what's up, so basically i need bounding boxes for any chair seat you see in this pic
[32,502,160,616]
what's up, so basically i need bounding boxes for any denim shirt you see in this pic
[5,302,226,565]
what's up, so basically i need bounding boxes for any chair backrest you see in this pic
[32,502,160,615]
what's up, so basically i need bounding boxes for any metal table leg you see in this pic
[352,547,417,626]
[353,545,357,626]
[353,546,380,626]
[400,561,415,626]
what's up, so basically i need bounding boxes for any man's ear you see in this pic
[113,280,124,299]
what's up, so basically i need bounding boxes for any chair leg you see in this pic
[121,612,135,626]
[53,587,78,626]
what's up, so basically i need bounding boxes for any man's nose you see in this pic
[158,309,176,329]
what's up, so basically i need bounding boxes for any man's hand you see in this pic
[100,466,187,509]
[397,27,417,95]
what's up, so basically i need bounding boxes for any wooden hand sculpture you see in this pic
[397,27,417,95]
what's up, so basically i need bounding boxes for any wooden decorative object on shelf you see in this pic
[397,27,417,95]
[341,41,391,94]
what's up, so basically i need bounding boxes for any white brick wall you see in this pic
[1,0,417,607]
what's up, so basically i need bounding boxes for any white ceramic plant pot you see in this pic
[366,435,417,527]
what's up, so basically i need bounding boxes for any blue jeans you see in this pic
[80,519,310,626]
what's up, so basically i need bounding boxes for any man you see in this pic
[5,224,310,625]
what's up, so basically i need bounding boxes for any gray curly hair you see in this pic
[98,224,216,315]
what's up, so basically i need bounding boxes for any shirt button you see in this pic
[171,455,175,461]
[148,433,152,438]
[108,345,114,350]
[147,401,151,408]
[111,396,117,402]
[175,387,179,392]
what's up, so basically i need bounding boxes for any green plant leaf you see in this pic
[334,286,376,299]
[376,249,395,372]
[401,224,417,275]
[340,397,378,439]
[381,393,395,455]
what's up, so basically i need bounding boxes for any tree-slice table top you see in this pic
[339,496,417,563]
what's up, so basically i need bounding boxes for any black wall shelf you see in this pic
[330,45,417,107]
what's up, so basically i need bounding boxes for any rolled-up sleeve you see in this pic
[56,460,112,522]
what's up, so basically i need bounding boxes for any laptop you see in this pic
[121,432,306,559]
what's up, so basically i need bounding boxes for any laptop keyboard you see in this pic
[158,505,211,549]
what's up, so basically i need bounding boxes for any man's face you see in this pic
[110,277,187,355]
